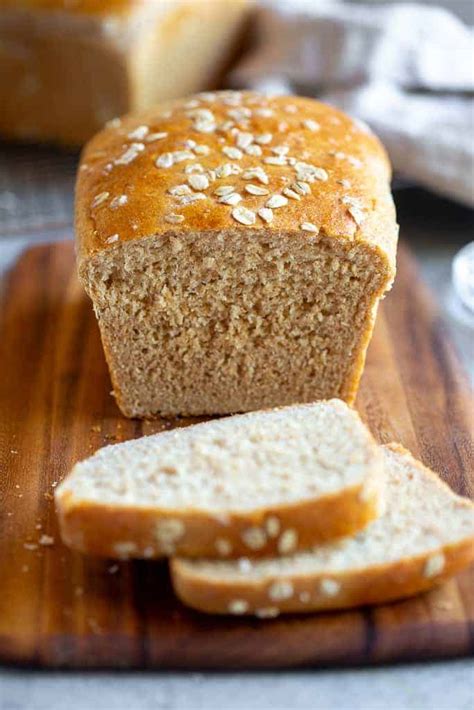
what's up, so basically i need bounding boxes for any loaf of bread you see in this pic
[171,444,474,616]
[0,1,250,146]
[75,90,398,417]
[55,400,383,559]
[76,92,397,417]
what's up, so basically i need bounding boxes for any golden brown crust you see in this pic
[75,92,398,274]
[170,539,474,616]
[340,293,383,405]
[55,478,382,560]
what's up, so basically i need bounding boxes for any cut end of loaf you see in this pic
[83,230,392,417]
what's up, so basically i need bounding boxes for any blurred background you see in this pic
[0,0,472,371]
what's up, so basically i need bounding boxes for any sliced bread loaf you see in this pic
[171,444,474,616]
[76,91,397,418]
[55,400,383,559]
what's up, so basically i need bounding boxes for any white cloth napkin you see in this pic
[232,0,474,207]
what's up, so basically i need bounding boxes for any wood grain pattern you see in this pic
[0,240,472,669]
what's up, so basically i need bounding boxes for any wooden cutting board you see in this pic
[0,241,472,669]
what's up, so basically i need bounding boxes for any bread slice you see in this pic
[55,400,383,559]
[171,444,474,616]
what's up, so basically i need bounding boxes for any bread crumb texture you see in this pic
[57,400,378,512]
[76,91,398,417]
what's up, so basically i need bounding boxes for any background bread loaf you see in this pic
[0,0,251,146]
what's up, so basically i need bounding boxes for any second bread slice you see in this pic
[171,444,474,616]
[55,400,383,559]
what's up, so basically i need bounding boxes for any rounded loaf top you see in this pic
[76,90,397,267]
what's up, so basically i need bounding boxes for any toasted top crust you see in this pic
[75,91,398,275]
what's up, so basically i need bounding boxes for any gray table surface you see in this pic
[0,147,473,709]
